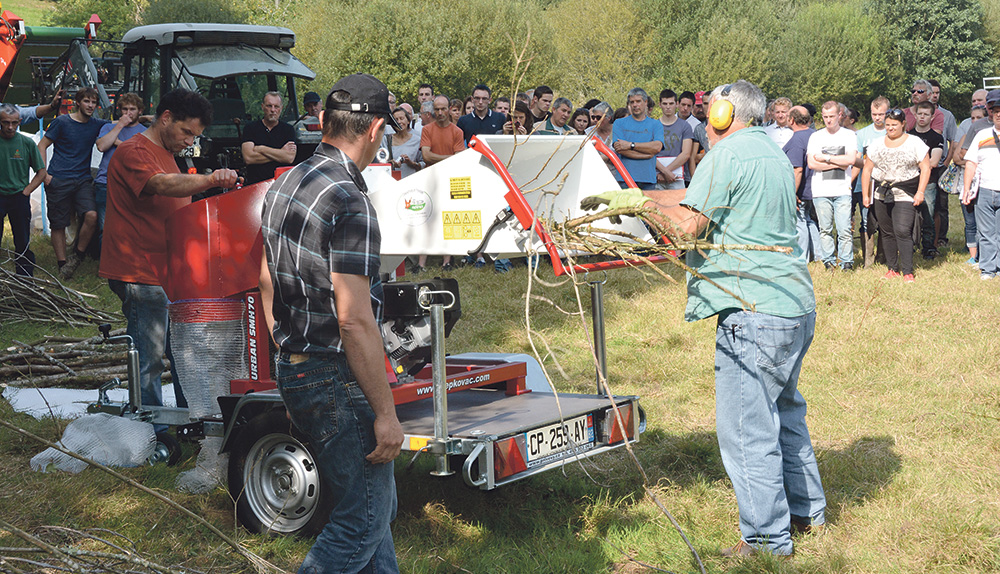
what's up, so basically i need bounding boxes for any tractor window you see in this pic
[125,46,160,115]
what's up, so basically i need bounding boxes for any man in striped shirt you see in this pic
[259,73,404,574]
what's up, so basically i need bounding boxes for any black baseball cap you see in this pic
[986,89,1000,107]
[326,73,402,131]
[303,91,321,105]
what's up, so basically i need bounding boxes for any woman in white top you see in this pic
[861,108,930,281]
[385,107,423,178]
[962,103,1000,279]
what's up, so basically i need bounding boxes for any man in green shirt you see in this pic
[581,80,826,558]
[0,104,46,276]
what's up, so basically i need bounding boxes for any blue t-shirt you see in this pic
[782,127,815,200]
[95,123,148,184]
[681,127,814,322]
[44,114,110,179]
[854,124,885,195]
[611,115,665,185]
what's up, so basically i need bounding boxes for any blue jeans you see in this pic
[277,353,399,574]
[0,192,36,276]
[795,200,821,263]
[963,198,978,252]
[813,195,853,266]
[108,280,186,422]
[715,310,826,555]
[975,187,1000,275]
[618,180,656,191]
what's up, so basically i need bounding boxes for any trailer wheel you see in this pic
[228,410,331,536]
[149,432,182,466]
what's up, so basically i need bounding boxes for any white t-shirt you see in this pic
[868,134,929,203]
[965,127,1000,190]
[807,128,857,198]
[765,124,794,149]
[685,115,701,131]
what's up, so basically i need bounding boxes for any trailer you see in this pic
[88,132,654,536]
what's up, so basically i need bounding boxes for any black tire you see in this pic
[228,410,332,536]
[149,431,182,466]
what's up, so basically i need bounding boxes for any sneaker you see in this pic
[841,262,853,272]
[903,273,915,283]
[824,262,836,271]
[981,273,994,281]
[60,251,83,280]
[441,262,454,271]
[410,265,425,275]
[884,270,901,279]
[473,258,486,269]
[967,256,979,267]
[922,249,938,260]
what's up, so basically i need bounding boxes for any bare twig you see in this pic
[0,418,288,574]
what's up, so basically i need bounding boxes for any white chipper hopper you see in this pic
[366,134,657,276]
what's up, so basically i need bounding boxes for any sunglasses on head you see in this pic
[886,108,906,121]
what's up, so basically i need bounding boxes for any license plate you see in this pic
[525,414,594,463]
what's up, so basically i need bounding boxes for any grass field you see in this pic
[3,201,1000,573]
[2,0,56,26]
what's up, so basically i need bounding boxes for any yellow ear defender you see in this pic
[708,84,734,130]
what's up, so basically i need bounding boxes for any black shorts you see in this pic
[46,177,96,229]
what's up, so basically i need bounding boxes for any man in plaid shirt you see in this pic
[259,73,404,574]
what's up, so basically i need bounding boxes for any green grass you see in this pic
[4,201,1000,573]
[2,0,56,26]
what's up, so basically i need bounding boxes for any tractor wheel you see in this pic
[228,410,331,536]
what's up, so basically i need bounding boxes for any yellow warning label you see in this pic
[409,436,430,451]
[449,176,472,199]
[442,210,482,240]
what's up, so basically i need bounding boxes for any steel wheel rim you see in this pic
[243,432,322,533]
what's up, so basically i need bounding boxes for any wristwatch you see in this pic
[630,142,635,150]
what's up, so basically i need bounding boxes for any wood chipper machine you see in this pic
[88,133,653,536]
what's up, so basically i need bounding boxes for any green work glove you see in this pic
[579,188,649,224]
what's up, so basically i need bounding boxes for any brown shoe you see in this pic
[790,517,825,536]
[720,539,757,557]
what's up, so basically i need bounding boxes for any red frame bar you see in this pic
[467,135,672,276]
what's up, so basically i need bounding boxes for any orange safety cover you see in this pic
[161,181,270,301]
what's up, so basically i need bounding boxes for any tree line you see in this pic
[45,0,998,119]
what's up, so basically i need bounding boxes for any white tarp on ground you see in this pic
[1,384,177,419]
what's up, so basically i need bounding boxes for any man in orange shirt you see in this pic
[418,95,466,270]
[100,89,238,418]
[420,95,465,165]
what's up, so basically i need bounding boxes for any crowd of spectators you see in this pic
[3,77,995,282]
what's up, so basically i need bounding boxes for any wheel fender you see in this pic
[218,390,285,454]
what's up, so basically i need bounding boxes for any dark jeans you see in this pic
[874,198,916,275]
[0,192,36,276]
[935,186,949,239]
[277,352,399,574]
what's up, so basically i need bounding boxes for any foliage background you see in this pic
[36,0,1000,117]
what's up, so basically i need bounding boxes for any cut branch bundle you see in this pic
[0,260,122,327]
[0,333,170,388]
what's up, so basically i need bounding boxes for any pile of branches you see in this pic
[0,524,230,574]
[0,333,170,388]
[0,259,121,327]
